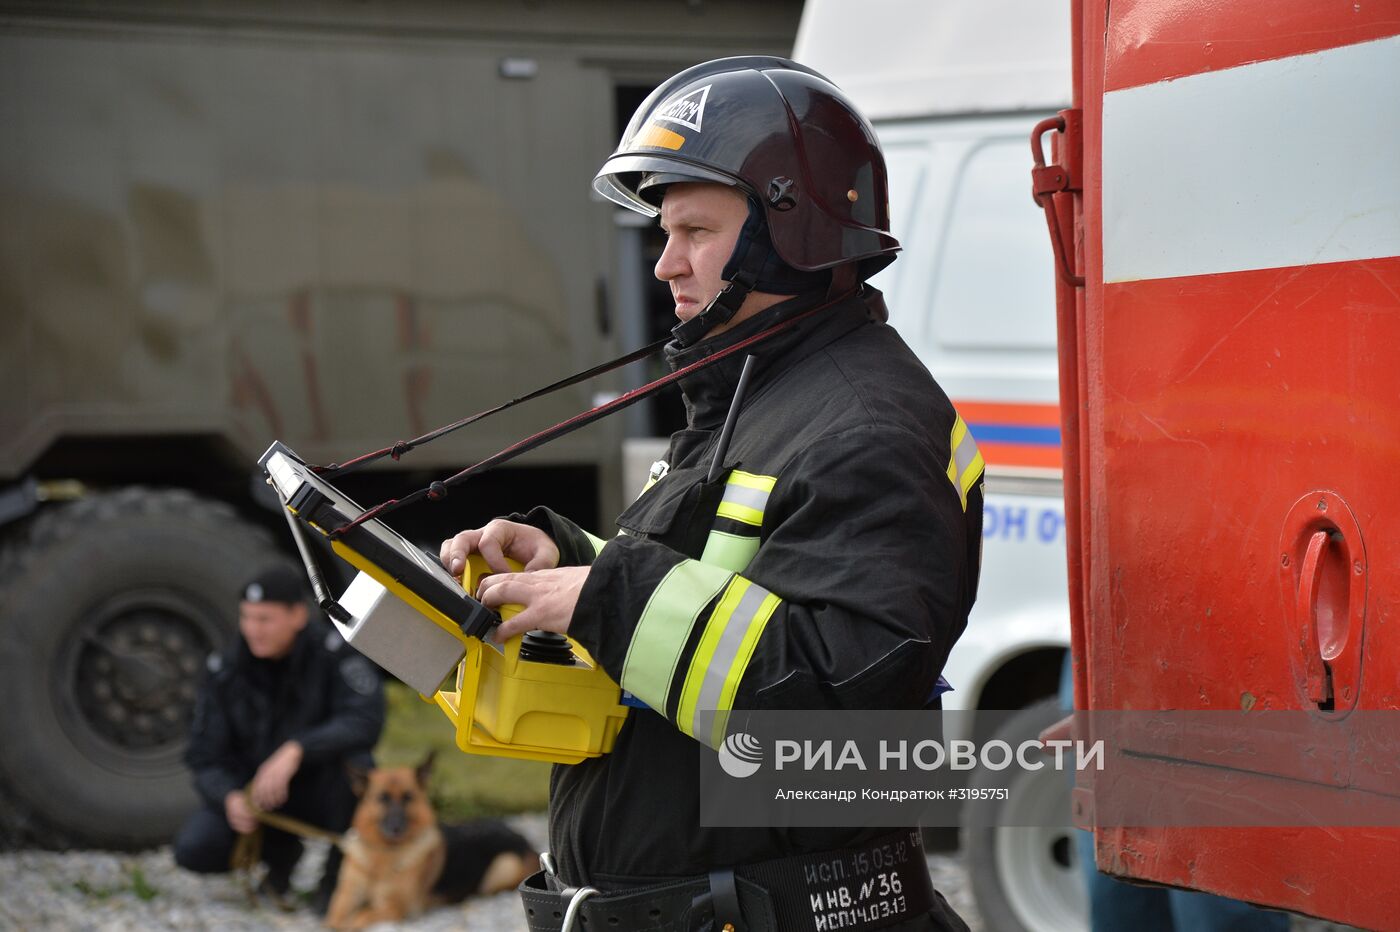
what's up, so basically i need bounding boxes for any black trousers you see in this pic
[173,759,359,890]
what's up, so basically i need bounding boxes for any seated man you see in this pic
[174,564,385,910]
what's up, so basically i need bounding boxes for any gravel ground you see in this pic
[0,815,979,931]
[0,817,1364,931]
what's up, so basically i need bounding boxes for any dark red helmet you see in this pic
[594,56,899,280]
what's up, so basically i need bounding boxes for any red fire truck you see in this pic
[1039,1,1400,927]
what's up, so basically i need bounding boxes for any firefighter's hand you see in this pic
[440,520,560,577]
[250,740,302,811]
[225,791,258,835]
[475,566,590,642]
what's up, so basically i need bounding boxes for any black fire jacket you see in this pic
[523,287,983,916]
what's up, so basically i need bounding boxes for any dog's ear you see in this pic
[415,749,437,789]
[346,762,370,798]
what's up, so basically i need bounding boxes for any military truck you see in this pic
[0,0,800,848]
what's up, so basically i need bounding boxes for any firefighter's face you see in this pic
[655,183,749,326]
[238,601,308,660]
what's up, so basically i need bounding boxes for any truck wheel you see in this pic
[962,698,1086,932]
[0,488,276,849]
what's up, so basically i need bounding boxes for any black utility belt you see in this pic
[520,828,935,932]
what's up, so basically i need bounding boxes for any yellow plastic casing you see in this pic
[299,487,629,764]
[431,554,630,765]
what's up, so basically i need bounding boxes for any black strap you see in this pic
[318,337,669,478]
[670,267,755,348]
[710,868,746,931]
[521,869,775,932]
[327,290,857,538]
[671,220,771,348]
[518,829,937,932]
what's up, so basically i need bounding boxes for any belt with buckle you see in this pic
[518,828,936,932]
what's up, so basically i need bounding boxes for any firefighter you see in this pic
[174,564,385,911]
[441,57,982,932]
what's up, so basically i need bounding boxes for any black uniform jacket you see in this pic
[185,619,386,808]
[524,287,985,891]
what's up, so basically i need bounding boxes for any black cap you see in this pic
[240,565,307,606]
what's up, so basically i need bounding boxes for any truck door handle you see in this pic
[1296,530,1331,706]
[1282,491,1367,714]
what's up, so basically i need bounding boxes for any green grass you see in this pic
[374,682,551,821]
[74,865,159,901]
[130,866,159,902]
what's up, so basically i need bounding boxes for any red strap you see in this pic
[329,291,853,537]
[316,338,669,477]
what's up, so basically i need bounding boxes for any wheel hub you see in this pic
[68,592,219,755]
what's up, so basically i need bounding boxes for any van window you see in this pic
[930,139,1056,350]
[874,140,929,303]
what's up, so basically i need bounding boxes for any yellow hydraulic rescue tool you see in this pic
[259,441,629,764]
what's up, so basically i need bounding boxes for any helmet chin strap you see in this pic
[668,198,855,348]
[670,267,757,348]
[669,198,771,348]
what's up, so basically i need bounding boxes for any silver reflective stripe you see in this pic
[688,581,772,746]
[948,416,985,511]
[953,428,979,478]
[720,483,769,513]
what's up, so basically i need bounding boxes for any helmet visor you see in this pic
[593,154,741,217]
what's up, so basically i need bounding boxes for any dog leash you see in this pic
[229,787,348,903]
[241,789,347,847]
[231,789,441,881]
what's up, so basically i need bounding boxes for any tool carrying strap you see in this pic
[318,338,669,479]
[519,828,935,932]
[322,289,858,539]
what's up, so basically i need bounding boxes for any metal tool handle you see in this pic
[275,485,351,622]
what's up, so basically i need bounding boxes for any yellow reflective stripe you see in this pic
[704,586,780,749]
[675,579,750,745]
[728,470,776,493]
[946,417,967,486]
[960,449,986,502]
[676,576,781,748]
[620,560,733,711]
[716,499,763,526]
[700,530,760,573]
[583,530,607,557]
[715,470,777,527]
[947,415,985,512]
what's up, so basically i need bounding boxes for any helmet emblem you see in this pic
[654,84,711,133]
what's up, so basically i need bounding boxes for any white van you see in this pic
[796,4,1081,931]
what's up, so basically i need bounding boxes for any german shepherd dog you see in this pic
[325,752,538,929]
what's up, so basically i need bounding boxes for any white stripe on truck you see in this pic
[1102,34,1400,284]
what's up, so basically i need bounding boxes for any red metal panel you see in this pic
[1070,0,1400,926]
[1104,0,1400,91]
[1097,258,1400,711]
